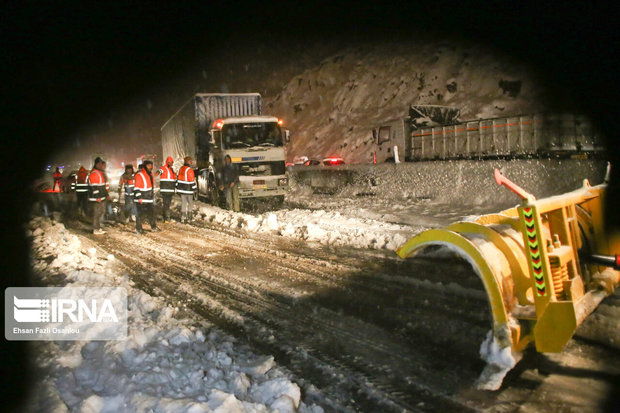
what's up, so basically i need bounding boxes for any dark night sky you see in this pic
[2,1,620,409]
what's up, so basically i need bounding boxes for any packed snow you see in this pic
[26,216,324,413]
[196,204,415,251]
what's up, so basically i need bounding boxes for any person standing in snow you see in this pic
[72,165,89,217]
[87,157,109,235]
[52,167,62,192]
[118,164,137,223]
[219,154,240,212]
[134,160,160,234]
[156,156,176,222]
[176,156,197,223]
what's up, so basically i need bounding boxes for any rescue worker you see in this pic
[87,157,109,235]
[219,154,240,212]
[134,160,160,234]
[176,156,197,223]
[72,165,89,216]
[156,156,176,222]
[118,164,136,223]
[52,167,62,192]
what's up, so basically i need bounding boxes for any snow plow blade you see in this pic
[396,171,619,358]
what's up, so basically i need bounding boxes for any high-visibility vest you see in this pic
[158,164,176,194]
[119,173,135,196]
[176,165,197,195]
[134,169,154,203]
[74,167,88,193]
[87,169,108,202]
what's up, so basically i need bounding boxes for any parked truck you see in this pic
[373,105,605,162]
[161,93,289,205]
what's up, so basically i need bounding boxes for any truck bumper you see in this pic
[238,175,288,199]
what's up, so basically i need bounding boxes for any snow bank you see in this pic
[27,216,324,413]
[196,204,415,251]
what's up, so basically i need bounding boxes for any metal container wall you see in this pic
[409,113,603,160]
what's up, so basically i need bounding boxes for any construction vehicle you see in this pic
[396,166,619,388]
[373,106,605,163]
[161,93,290,205]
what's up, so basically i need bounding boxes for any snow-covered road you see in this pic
[26,201,620,412]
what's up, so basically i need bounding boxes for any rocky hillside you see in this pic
[264,41,548,163]
[67,39,550,166]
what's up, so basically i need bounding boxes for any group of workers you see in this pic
[71,156,197,235]
[71,154,240,235]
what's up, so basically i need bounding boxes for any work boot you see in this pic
[93,229,106,235]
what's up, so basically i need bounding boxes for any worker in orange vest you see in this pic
[87,157,109,235]
[176,156,197,223]
[157,156,176,222]
[134,160,161,234]
[71,165,89,216]
[118,164,136,223]
[52,167,62,192]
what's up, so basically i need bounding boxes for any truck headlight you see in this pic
[278,178,288,186]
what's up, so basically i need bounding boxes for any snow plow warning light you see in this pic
[213,119,224,129]
[278,119,284,126]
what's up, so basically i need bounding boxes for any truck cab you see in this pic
[207,116,289,201]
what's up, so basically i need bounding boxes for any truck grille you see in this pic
[239,161,285,176]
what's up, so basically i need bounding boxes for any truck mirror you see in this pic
[210,129,219,149]
[284,129,290,143]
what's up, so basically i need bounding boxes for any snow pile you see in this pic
[475,330,522,391]
[27,217,324,413]
[196,204,415,250]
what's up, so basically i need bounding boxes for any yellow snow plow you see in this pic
[397,168,619,356]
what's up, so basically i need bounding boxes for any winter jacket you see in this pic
[134,169,154,203]
[158,164,176,194]
[119,172,135,196]
[72,166,88,193]
[176,165,197,195]
[87,168,109,202]
[220,163,240,186]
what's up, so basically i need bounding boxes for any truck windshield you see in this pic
[221,122,283,149]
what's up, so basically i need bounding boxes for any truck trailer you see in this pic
[161,93,289,205]
[373,106,605,162]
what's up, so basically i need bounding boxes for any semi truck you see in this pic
[161,93,289,205]
[373,105,605,162]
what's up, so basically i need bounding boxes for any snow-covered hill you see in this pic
[265,41,547,163]
[67,39,549,167]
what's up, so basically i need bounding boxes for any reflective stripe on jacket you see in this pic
[75,167,89,192]
[87,169,108,202]
[176,165,196,195]
[119,173,135,196]
[134,169,154,203]
[158,164,177,194]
